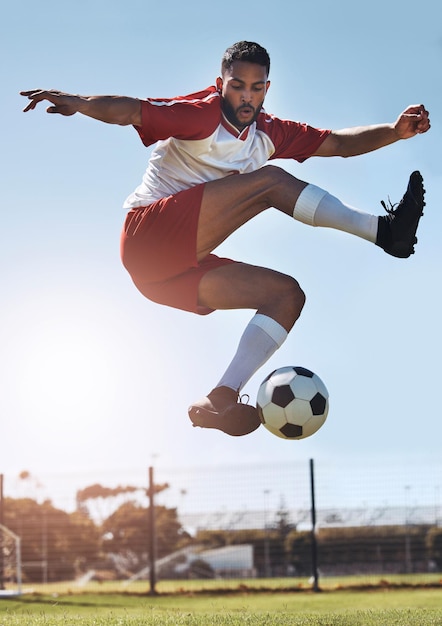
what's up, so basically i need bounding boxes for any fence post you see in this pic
[0,474,4,590]
[148,466,157,595]
[309,459,320,592]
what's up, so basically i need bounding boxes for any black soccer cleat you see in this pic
[376,171,426,258]
[188,386,261,437]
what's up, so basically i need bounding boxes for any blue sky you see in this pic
[1,0,441,505]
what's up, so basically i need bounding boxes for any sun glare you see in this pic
[18,319,116,430]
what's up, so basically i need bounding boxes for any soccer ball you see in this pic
[257,366,329,440]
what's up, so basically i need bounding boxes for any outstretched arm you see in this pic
[20,89,142,126]
[313,104,430,158]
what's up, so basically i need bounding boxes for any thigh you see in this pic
[198,262,304,331]
[196,166,307,260]
[130,255,237,316]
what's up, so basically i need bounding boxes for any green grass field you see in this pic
[1,578,441,625]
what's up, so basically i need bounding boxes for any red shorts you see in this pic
[120,183,236,315]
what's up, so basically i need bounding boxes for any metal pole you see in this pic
[0,474,4,590]
[16,536,22,595]
[148,466,157,595]
[42,508,48,584]
[404,485,412,574]
[263,489,271,578]
[309,459,320,592]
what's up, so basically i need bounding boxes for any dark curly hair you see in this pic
[221,41,270,76]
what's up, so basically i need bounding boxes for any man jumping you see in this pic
[21,41,430,437]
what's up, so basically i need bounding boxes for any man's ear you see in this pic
[216,76,223,93]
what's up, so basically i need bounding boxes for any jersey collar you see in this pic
[221,113,251,141]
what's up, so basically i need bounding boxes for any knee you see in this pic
[261,164,294,186]
[288,276,306,316]
[256,165,297,207]
[269,274,305,328]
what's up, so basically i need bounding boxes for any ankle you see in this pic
[208,386,238,409]
[375,216,390,249]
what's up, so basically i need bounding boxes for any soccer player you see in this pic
[21,41,430,437]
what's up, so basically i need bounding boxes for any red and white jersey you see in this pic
[123,86,330,209]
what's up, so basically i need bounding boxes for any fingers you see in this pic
[398,104,431,136]
[412,105,430,126]
[20,89,43,97]
[21,89,46,112]
[22,100,38,113]
[414,105,430,133]
[20,89,60,113]
[403,103,427,115]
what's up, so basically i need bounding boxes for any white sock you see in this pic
[216,313,288,392]
[293,183,378,243]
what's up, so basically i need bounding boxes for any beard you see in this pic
[221,97,263,130]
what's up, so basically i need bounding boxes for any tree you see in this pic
[426,527,442,569]
[285,529,312,575]
[275,496,295,537]
[76,482,169,522]
[316,525,431,574]
[4,497,100,582]
[101,501,189,573]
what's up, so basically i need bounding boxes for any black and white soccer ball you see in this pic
[257,366,329,440]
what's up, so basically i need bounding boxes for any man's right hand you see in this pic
[20,89,80,116]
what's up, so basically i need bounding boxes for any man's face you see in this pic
[217,61,270,131]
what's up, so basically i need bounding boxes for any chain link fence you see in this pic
[1,458,441,593]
